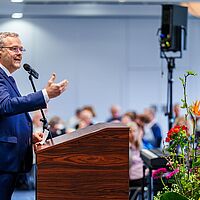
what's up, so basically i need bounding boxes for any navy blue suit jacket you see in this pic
[0,67,46,173]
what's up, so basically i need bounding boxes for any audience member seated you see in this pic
[135,114,150,128]
[106,104,121,122]
[121,111,137,125]
[173,103,181,121]
[48,116,66,138]
[66,108,81,131]
[174,116,193,136]
[129,122,147,200]
[82,105,96,119]
[74,106,96,130]
[143,107,162,149]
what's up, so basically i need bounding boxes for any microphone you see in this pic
[23,63,39,79]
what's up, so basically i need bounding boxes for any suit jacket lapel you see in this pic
[0,68,21,97]
[0,68,33,122]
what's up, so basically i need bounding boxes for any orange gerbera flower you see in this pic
[192,100,200,116]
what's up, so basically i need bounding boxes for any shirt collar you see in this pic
[0,63,12,76]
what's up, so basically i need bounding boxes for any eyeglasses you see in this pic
[0,46,26,53]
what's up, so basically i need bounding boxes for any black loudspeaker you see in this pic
[160,5,188,52]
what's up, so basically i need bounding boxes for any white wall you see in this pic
[0,16,200,134]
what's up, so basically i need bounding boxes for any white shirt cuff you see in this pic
[42,89,50,104]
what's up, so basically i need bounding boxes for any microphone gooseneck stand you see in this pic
[165,57,175,130]
[28,74,53,142]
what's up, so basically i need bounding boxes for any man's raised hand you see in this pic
[45,73,68,99]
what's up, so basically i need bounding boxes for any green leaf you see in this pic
[192,159,200,167]
[181,103,186,108]
[179,77,185,85]
[160,192,189,200]
[186,70,197,76]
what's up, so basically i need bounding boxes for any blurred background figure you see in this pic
[66,108,81,132]
[82,105,96,119]
[107,104,121,123]
[75,105,96,129]
[174,116,193,134]
[129,121,146,200]
[48,116,66,138]
[32,110,45,133]
[173,103,181,121]
[143,107,162,149]
[135,114,150,131]
[121,111,137,125]
[135,113,150,149]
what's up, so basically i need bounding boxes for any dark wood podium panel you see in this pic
[36,123,129,200]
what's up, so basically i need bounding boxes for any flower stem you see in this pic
[160,177,168,191]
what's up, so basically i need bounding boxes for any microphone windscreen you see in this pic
[23,63,31,72]
[23,63,39,79]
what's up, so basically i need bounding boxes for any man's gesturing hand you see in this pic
[45,73,68,99]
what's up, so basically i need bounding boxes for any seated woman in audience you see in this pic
[129,121,146,198]
[121,111,137,125]
[74,106,96,130]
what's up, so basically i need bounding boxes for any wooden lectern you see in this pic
[35,123,129,200]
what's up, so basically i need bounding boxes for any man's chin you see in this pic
[15,64,21,69]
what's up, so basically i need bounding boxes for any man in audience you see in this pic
[0,32,68,200]
[142,107,162,149]
[106,104,121,122]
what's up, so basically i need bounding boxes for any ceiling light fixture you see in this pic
[11,12,23,19]
[11,0,24,2]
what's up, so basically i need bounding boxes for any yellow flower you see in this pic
[192,100,200,116]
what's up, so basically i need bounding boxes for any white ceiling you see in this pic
[23,0,189,2]
[0,0,195,18]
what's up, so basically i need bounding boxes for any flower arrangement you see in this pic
[154,71,200,200]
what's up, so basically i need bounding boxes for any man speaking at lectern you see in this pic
[0,32,68,200]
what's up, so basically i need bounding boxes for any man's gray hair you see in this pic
[0,32,19,47]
